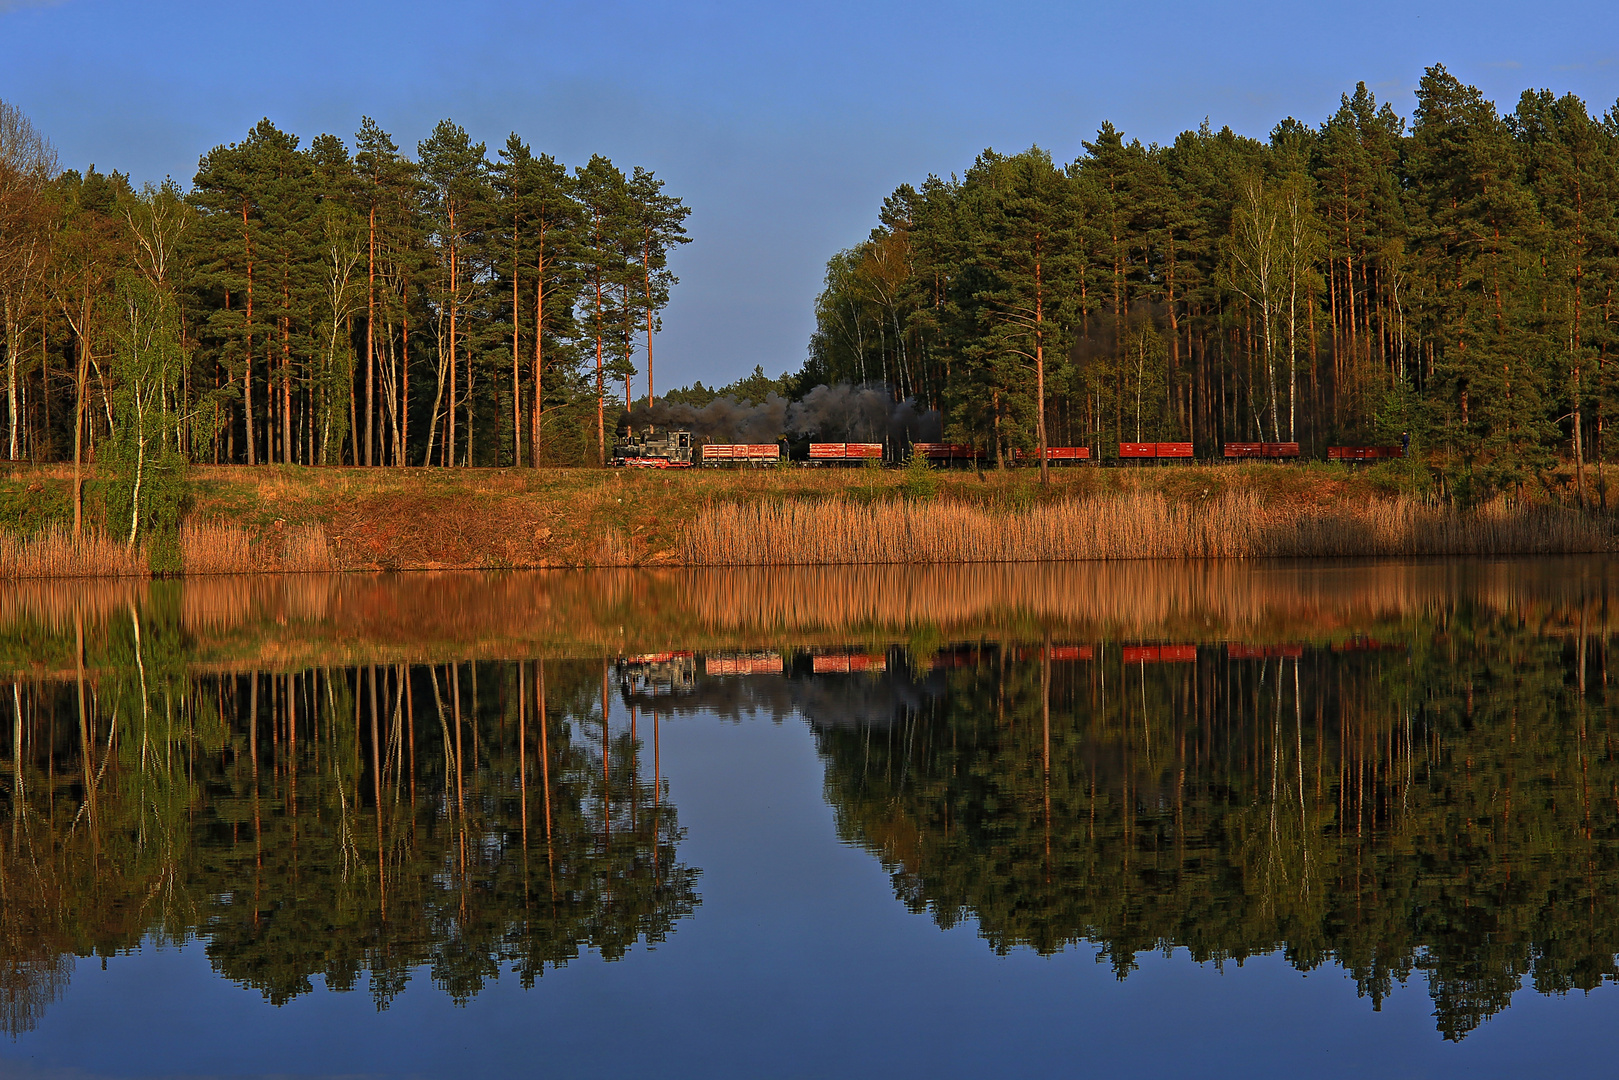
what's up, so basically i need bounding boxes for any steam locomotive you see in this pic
[612,427,695,467]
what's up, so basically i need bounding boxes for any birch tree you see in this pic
[104,275,187,553]
[0,100,56,461]
[1228,173,1284,441]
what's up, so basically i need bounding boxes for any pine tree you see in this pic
[355,118,419,467]
[1408,65,1545,499]
[573,155,629,465]
[625,166,690,408]
[417,121,488,466]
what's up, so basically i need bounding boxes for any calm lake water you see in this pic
[1,560,1617,1078]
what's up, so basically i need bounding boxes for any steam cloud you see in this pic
[625,393,790,444]
[624,383,941,445]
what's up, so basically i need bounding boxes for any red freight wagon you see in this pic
[812,653,888,674]
[1014,644,1097,662]
[810,442,884,462]
[912,443,979,462]
[1328,446,1403,461]
[1227,643,1305,660]
[624,651,694,664]
[1224,442,1299,459]
[1120,442,1194,459]
[705,654,785,676]
[1014,446,1092,462]
[1120,644,1197,663]
[701,443,780,465]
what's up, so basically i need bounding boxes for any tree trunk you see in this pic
[4,293,16,461]
[532,235,544,469]
[1575,366,1587,510]
[281,305,292,465]
[1035,251,1048,487]
[72,333,88,535]
[595,268,605,467]
[448,203,458,467]
[400,304,410,467]
[366,202,376,467]
[243,206,256,466]
[511,224,522,468]
[644,227,656,405]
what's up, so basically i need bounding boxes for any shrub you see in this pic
[898,450,939,502]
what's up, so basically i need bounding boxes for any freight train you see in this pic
[612,425,1405,468]
[614,427,876,468]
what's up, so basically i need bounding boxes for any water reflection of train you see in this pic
[618,651,697,695]
[614,639,1405,731]
[612,426,1408,469]
[612,644,1090,730]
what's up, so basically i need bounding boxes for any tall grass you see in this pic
[0,527,149,578]
[181,521,335,574]
[0,521,338,580]
[680,492,1616,565]
[0,491,1608,579]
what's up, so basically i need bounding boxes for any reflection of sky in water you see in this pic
[5,561,1619,1078]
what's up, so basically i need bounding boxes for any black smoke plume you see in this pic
[624,393,789,444]
[625,383,941,445]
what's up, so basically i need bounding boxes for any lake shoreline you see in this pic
[1,462,1613,577]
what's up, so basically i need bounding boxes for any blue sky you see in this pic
[3,0,1617,390]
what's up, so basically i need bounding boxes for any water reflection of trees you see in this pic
[0,615,697,1030]
[5,559,1612,674]
[816,616,1619,1040]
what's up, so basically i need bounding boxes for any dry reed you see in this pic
[0,526,149,579]
[680,492,1616,565]
[180,522,254,574]
[181,521,335,575]
[279,524,336,572]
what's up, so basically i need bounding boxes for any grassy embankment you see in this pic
[0,459,1612,576]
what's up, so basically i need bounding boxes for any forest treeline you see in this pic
[0,101,688,531]
[6,60,1619,528]
[806,64,1619,500]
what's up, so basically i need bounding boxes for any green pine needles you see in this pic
[898,448,940,502]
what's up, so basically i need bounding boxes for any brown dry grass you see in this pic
[680,491,1615,565]
[180,521,335,574]
[0,527,149,578]
[0,465,1611,578]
